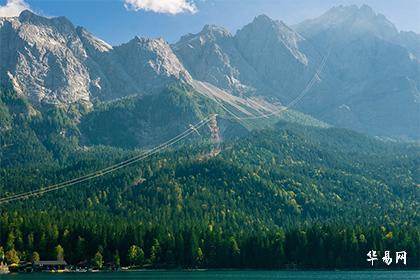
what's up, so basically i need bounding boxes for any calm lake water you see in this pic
[0,271,419,280]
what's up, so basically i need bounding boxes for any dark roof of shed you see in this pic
[33,260,67,265]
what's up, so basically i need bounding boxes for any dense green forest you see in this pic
[1,214,418,269]
[0,87,419,269]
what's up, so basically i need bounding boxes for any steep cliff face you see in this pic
[174,7,420,138]
[0,10,92,105]
[173,15,313,99]
[1,6,419,139]
[294,5,420,138]
[0,10,193,106]
[112,37,192,96]
[173,24,259,96]
[234,14,312,99]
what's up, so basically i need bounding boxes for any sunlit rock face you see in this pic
[173,24,259,96]
[0,10,193,106]
[0,6,419,139]
[0,10,91,105]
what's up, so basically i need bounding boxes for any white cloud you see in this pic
[0,0,31,17]
[124,0,197,15]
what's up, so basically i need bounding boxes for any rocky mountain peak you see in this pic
[172,21,260,96]
[115,35,193,87]
[76,26,112,53]
[0,10,92,106]
[325,4,375,17]
[329,4,395,30]
[249,14,297,35]
[18,10,76,34]
[124,36,180,62]
[18,10,45,23]
[123,36,174,54]
[236,14,308,65]
[296,4,398,40]
[251,14,279,28]
[174,24,231,49]
[201,24,231,38]
[130,35,152,43]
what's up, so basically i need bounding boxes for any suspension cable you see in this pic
[219,46,331,121]
[0,117,212,204]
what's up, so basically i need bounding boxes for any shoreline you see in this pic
[6,268,419,274]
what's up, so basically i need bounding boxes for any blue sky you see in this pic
[1,0,419,45]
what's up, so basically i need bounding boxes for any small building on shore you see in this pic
[33,260,68,272]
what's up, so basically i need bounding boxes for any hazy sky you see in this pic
[1,0,419,45]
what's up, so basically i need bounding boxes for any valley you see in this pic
[0,3,419,271]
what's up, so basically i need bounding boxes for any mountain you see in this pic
[173,15,314,100]
[0,10,193,106]
[79,29,193,100]
[4,118,420,225]
[0,10,324,145]
[295,5,399,41]
[79,84,218,148]
[234,14,312,99]
[174,7,420,139]
[294,5,420,139]
[172,24,259,96]
[0,6,419,142]
[0,7,419,269]
[295,4,420,59]
[0,11,92,105]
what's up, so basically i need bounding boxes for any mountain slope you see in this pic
[1,7,418,140]
[79,84,214,148]
[2,120,418,226]
[173,15,316,100]
[294,5,420,139]
[1,85,419,269]
[0,11,92,105]
[175,6,420,139]
[172,25,259,96]
[80,83,327,148]
[234,15,312,99]
[0,11,194,106]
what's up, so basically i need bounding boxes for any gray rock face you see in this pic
[0,10,91,105]
[395,31,420,60]
[113,37,192,96]
[174,15,313,100]
[0,10,193,106]
[234,15,312,100]
[236,15,308,66]
[0,6,419,139]
[295,5,399,40]
[294,5,420,139]
[174,6,419,138]
[173,24,259,96]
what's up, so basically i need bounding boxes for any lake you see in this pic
[0,270,419,279]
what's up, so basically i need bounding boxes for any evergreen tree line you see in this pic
[0,213,418,269]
